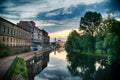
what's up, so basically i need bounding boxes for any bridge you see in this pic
[0,48,53,80]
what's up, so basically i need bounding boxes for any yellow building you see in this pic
[56,40,65,47]
[0,17,31,51]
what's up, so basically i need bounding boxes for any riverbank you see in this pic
[81,52,107,59]
[4,57,28,80]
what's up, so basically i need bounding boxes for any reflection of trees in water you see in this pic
[53,47,65,54]
[56,47,64,53]
[67,53,112,80]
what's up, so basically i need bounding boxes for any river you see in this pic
[34,48,120,80]
[35,49,82,80]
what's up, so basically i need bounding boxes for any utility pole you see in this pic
[54,38,56,54]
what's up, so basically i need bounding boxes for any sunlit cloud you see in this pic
[49,29,79,39]
[49,29,80,42]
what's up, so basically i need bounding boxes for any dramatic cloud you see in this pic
[0,0,120,41]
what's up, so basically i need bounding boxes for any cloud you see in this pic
[0,0,120,42]
[45,11,60,17]
[0,0,105,20]
[36,0,111,21]
[37,17,80,33]
[49,30,72,38]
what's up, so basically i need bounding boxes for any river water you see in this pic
[35,50,82,80]
[35,49,120,80]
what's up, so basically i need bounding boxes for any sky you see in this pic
[0,0,120,42]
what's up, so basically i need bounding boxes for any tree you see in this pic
[103,18,120,64]
[79,11,102,36]
[65,30,81,53]
[79,34,95,53]
[79,11,102,54]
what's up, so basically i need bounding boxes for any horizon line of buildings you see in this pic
[0,17,50,51]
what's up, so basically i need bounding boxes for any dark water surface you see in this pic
[35,50,120,80]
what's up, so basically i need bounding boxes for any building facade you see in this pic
[56,40,65,47]
[32,27,43,50]
[0,17,31,50]
[42,29,50,49]
[17,21,50,51]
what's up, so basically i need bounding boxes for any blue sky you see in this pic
[0,0,120,41]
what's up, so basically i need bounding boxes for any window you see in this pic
[1,26,3,33]
[20,31,21,37]
[14,30,16,36]
[11,38,12,42]
[5,27,8,34]
[11,44,12,46]
[11,29,13,35]
[12,30,14,35]
[18,30,19,37]
[3,27,5,33]
[0,26,1,33]
[3,37,5,42]
[7,28,9,34]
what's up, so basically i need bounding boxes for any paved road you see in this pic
[0,49,52,80]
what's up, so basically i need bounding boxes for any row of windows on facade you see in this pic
[4,43,30,47]
[1,36,30,46]
[0,24,31,39]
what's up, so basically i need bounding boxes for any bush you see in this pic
[0,43,12,58]
[95,49,102,55]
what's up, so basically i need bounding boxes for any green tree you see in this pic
[103,18,120,64]
[79,11,102,53]
[79,11,102,36]
[79,34,95,53]
[65,30,81,53]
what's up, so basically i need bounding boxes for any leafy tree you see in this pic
[79,11,102,54]
[79,34,95,53]
[79,11,102,36]
[65,30,81,62]
[103,18,120,64]
[65,30,81,53]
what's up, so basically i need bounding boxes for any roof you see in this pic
[0,17,31,32]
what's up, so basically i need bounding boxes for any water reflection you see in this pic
[35,48,82,80]
[35,48,120,80]
[67,54,111,80]
[56,47,64,53]
[67,53,120,80]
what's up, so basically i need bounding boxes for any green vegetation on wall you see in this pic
[0,43,12,58]
[0,43,30,58]
[5,57,28,80]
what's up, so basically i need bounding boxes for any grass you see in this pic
[81,51,107,59]
[5,57,28,80]
[72,49,107,59]
[0,46,31,58]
